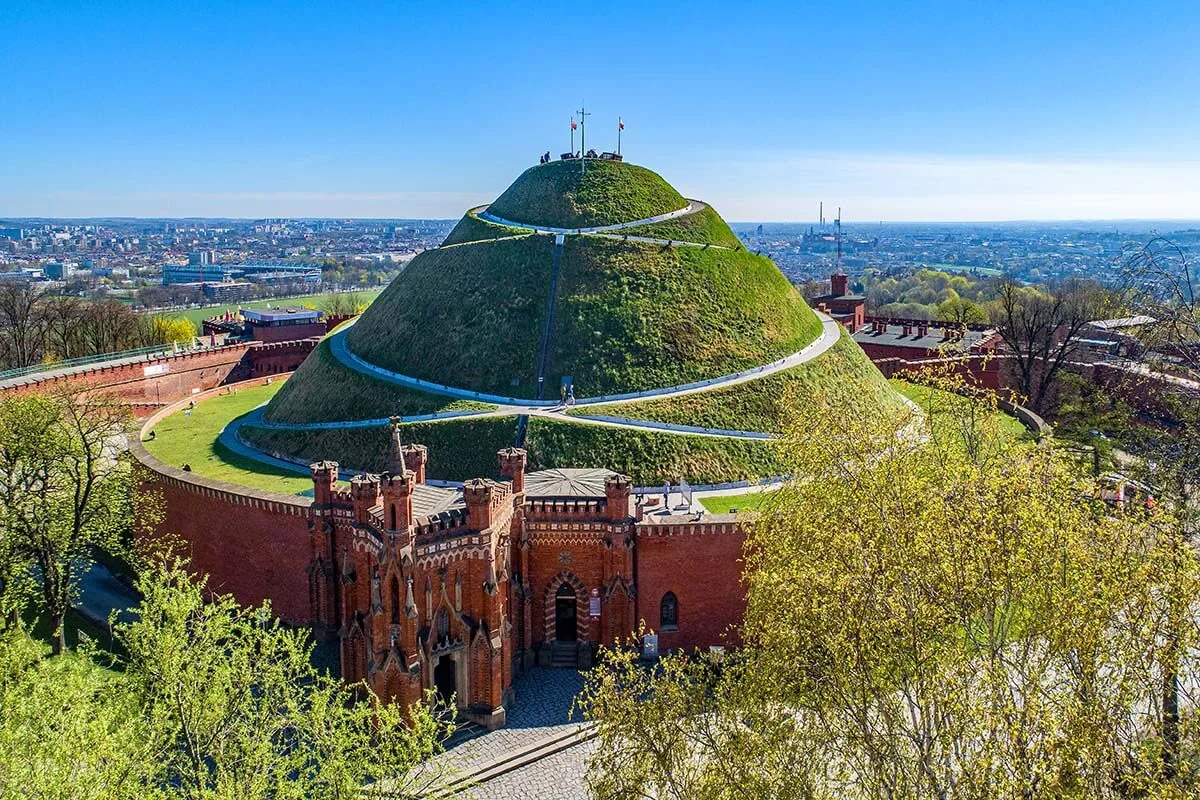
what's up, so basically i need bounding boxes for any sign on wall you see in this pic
[589,587,601,617]
[143,363,170,377]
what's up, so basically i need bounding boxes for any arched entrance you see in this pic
[434,655,456,707]
[555,583,577,642]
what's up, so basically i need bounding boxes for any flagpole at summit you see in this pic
[577,103,590,175]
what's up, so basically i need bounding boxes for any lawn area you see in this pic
[156,286,387,331]
[617,203,742,248]
[487,159,687,229]
[891,379,1031,441]
[571,333,905,433]
[698,489,780,514]
[142,381,314,495]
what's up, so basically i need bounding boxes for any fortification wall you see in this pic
[131,390,316,624]
[636,518,746,652]
[1,337,318,417]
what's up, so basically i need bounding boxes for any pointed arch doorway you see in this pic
[555,583,577,642]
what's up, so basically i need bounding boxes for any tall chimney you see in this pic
[830,273,849,297]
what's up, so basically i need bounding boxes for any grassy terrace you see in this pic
[570,333,903,432]
[142,381,313,495]
[617,203,743,248]
[240,417,518,481]
[263,339,495,424]
[441,212,532,246]
[486,160,686,229]
[344,235,554,397]
[524,417,786,486]
[545,237,822,397]
[890,379,1032,441]
[698,490,779,514]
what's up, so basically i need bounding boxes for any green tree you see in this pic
[580,377,1199,798]
[0,389,131,653]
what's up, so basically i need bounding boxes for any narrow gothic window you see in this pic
[436,608,450,642]
[389,576,400,625]
[389,504,397,530]
[660,592,678,630]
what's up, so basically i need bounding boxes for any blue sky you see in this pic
[2,0,1199,221]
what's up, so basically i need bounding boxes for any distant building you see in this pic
[164,264,233,285]
[188,250,218,266]
[0,267,45,282]
[241,307,326,342]
[810,272,866,332]
[44,261,76,281]
[0,228,23,241]
[853,318,1000,361]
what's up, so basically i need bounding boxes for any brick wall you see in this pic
[635,519,746,652]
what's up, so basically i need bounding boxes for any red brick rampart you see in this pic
[0,337,318,418]
[131,383,316,623]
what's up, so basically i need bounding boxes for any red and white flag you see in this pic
[570,117,577,131]
[619,117,624,130]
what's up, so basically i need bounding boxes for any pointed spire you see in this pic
[385,416,406,475]
[404,576,418,619]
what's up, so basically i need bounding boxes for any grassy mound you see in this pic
[617,203,742,248]
[486,160,686,229]
[545,237,822,396]
[524,418,786,486]
[240,417,519,481]
[344,235,555,397]
[263,339,494,424]
[570,333,904,432]
[441,212,532,246]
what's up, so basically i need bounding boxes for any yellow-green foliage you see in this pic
[487,160,686,228]
[572,333,903,432]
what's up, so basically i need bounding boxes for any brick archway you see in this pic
[544,571,588,642]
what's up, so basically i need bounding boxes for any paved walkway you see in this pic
[476,201,701,235]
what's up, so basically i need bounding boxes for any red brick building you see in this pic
[134,417,745,730]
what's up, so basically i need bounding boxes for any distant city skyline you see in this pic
[3,1,1200,221]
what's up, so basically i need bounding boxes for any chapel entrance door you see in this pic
[555,583,577,642]
[434,655,456,707]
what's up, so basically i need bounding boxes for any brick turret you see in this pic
[464,478,496,530]
[830,272,849,296]
[401,444,428,484]
[350,474,381,525]
[497,447,527,493]
[309,460,338,508]
[605,474,633,522]
[381,469,415,538]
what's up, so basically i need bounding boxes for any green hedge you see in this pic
[570,333,905,432]
[240,417,520,481]
[487,160,686,229]
[523,417,786,486]
[264,339,495,424]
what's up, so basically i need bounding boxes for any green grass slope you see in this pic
[343,235,554,396]
[545,237,822,396]
[240,417,518,481]
[616,203,742,248]
[486,160,686,229]
[263,339,494,424]
[523,418,786,486]
[441,212,532,246]
[570,333,905,432]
